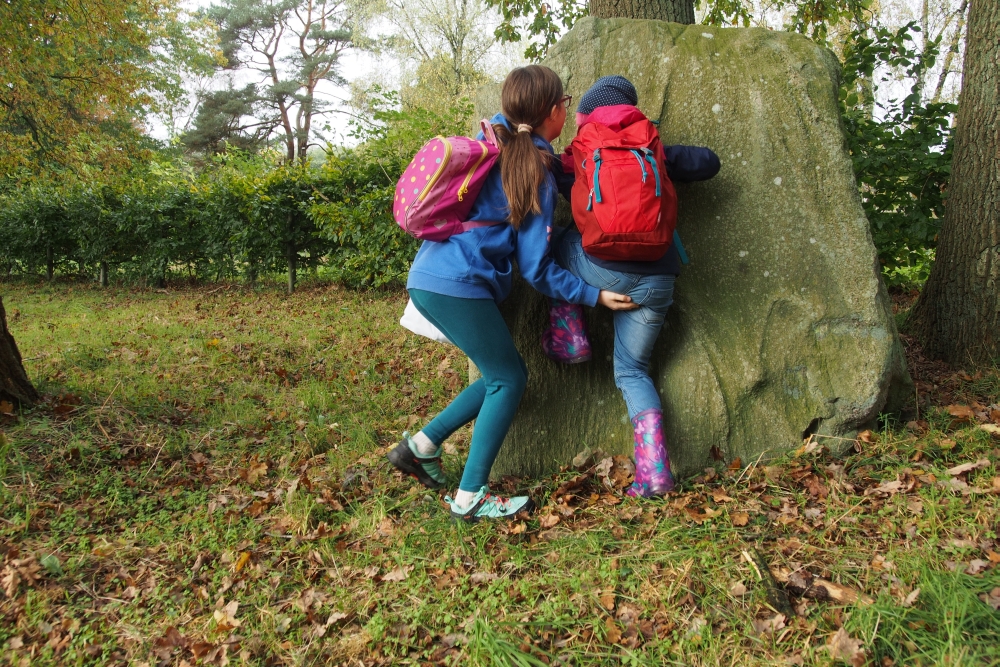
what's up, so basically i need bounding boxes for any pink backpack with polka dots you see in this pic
[393,120,502,241]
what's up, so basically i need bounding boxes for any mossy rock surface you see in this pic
[474,17,912,478]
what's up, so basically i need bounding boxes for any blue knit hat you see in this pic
[577,75,638,115]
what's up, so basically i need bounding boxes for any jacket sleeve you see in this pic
[663,145,721,183]
[551,149,576,202]
[515,178,600,307]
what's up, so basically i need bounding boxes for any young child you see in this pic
[387,66,637,522]
[545,75,721,498]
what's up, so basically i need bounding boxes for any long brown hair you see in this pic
[494,65,563,228]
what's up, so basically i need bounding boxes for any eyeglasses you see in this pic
[560,95,573,109]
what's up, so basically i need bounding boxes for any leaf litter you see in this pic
[1,284,999,665]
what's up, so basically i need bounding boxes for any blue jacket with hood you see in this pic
[406,113,600,307]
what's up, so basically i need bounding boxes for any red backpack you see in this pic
[567,110,678,261]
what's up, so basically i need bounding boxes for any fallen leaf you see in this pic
[902,588,920,607]
[730,512,750,526]
[470,572,498,585]
[685,506,721,524]
[966,559,990,575]
[538,513,560,529]
[213,600,240,630]
[981,424,1000,437]
[827,627,865,665]
[0,401,14,416]
[233,552,251,574]
[865,476,914,496]
[598,592,616,611]
[752,613,786,636]
[947,459,990,476]
[711,488,734,503]
[604,617,622,644]
[381,566,412,582]
[946,404,976,422]
[729,580,748,596]
[980,587,1000,610]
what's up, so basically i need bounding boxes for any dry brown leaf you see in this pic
[729,580,748,596]
[538,513,561,529]
[685,506,721,524]
[981,424,1000,437]
[604,617,622,644]
[966,560,990,575]
[752,613,786,636]
[711,488,734,503]
[470,572,498,585]
[947,459,990,476]
[213,600,240,630]
[902,588,920,607]
[730,511,750,526]
[946,404,976,422]
[598,593,616,611]
[381,566,412,582]
[827,627,865,665]
[980,587,1000,610]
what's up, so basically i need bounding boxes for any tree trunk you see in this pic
[46,246,54,282]
[911,0,999,365]
[0,297,40,408]
[98,261,109,287]
[589,0,694,22]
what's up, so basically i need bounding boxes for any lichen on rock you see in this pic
[474,17,912,478]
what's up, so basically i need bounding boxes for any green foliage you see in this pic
[0,0,219,182]
[0,91,472,289]
[840,22,956,286]
[310,88,473,287]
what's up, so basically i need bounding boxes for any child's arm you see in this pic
[515,179,600,307]
[550,148,576,202]
[663,145,721,183]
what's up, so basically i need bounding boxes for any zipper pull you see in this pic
[458,187,466,202]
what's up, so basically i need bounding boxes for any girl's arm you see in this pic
[515,180,600,307]
[663,145,721,183]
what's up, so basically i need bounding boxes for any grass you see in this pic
[1,279,999,666]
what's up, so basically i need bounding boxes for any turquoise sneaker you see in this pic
[446,486,535,523]
[386,432,445,488]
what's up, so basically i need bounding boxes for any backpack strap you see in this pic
[673,230,689,264]
[480,119,500,148]
[641,148,661,197]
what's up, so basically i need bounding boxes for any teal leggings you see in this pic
[409,289,528,492]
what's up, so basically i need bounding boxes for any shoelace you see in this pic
[484,492,509,510]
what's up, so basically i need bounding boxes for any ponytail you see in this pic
[496,65,563,229]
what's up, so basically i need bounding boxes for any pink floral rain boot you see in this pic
[626,409,676,497]
[541,299,592,364]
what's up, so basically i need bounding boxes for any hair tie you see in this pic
[516,124,532,134]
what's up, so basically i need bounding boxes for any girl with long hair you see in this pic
[387,65,636,522]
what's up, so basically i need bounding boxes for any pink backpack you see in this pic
[393,120,503,241]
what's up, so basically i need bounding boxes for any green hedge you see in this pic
[0,94,470,290]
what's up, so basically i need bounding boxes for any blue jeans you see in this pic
[551,227,675,420]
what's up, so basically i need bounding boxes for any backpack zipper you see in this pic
[457,141,489,201]
[417,137,453,202]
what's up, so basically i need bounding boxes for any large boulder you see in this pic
[474,17,912,479]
